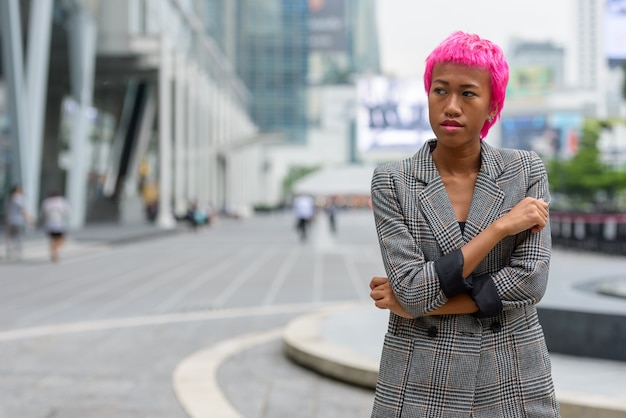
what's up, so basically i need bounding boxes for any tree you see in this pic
[282,165,320,202]
[547,119,626,211]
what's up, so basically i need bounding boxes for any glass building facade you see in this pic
[204,0,380,146]
[235,0,309,144]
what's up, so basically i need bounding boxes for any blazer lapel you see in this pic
[413,141,464,254]
[465,142,506,238]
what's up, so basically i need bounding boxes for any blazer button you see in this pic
[427,326,438,338]
[490,321,502,333]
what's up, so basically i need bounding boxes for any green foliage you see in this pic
[547,119,626,211]
[281,165,321,201]
[253,203,278,212]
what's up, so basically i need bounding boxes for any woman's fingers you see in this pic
[370,282,388,300]
[500,197,550,236]
[369,276,389,289]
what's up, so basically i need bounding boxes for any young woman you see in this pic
[40,190,70,262]
[369,31,559,417]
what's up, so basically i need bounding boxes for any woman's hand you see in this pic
[369,277,480,317]
[369,276,415,318]
[496,197,549,236]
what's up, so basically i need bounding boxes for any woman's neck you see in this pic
[432,144,481,176]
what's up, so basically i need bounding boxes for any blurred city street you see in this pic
[1,209,626,417]
[0,209,383,417]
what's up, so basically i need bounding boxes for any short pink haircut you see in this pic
[424,31,509,140]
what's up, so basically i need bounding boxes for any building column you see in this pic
[241,149,251,216]
[199,85,208,208]
[0,0,51,215]
[218,90,227,211]
[0,0,27,191]
[66,6,97,229]
[173,51,187,217]
[186,63,198,204]
[242,131,254,211]
[207,78,219,209]
[156,35,175,229]
[25,0,54,214]
[226,152,236,214]
[197,73,210,209]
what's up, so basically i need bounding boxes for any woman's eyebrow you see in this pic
[433,79,480,89]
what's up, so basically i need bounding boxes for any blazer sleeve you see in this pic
[371,164,450,317]
[485,151,552,312]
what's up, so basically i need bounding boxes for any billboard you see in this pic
[356,77,434,154]
[308,0,346,52]
[500,112,582,159]
[605,0,626,60]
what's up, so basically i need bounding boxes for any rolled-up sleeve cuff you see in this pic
[435,249,473,298]
[470,274,503,318]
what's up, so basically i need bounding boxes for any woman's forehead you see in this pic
[431,62,491,85]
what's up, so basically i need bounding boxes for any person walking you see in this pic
[293,194,315,242]
[40,190,70,262]
[4,185,29,261]
[368,31,559,417]
[325,197,338,234]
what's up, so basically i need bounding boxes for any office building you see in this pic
[0,0,262,228]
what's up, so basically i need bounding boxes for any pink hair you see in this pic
[424,31,509,139]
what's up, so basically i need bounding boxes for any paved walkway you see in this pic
[0,221,186,264]
[3,215,626,418]
[174,215,626,418]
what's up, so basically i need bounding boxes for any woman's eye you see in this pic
[433,88,446,95]
[463,91,476,97]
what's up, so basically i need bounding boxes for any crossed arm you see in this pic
[369,197,549,318]
[370,276,478,317]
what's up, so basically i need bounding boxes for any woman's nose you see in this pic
[444,95,461,117]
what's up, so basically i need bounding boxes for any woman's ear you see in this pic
[488,104,499,122]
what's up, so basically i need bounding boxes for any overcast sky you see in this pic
[375,0,575,79]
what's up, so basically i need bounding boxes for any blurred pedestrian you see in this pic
[141,179,159,223]
[4,185,29,261]
[293,194,315,242]
[325,196,338,234]
[40,190,70,262]
[186,199,209,232]
[369,31,559,417]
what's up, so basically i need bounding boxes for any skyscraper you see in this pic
[205,0,309,144]
[204,0,381,145]
[576,0,604,90]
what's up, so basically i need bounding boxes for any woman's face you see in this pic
[428,62,495,145]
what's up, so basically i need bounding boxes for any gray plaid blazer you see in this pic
[371,140,560,417]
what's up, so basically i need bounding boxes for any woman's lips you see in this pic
[442,119,462,127]
[441,120,463,131]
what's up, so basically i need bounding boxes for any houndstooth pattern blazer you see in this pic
[370,140,560,417]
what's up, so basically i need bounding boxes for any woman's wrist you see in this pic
[488,219,508,241]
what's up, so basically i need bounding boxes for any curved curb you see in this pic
[173,328,283,418]
[596,280,626,299]
[558,392,626,418]
[283,307,626,418]
[282,305,379,389]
